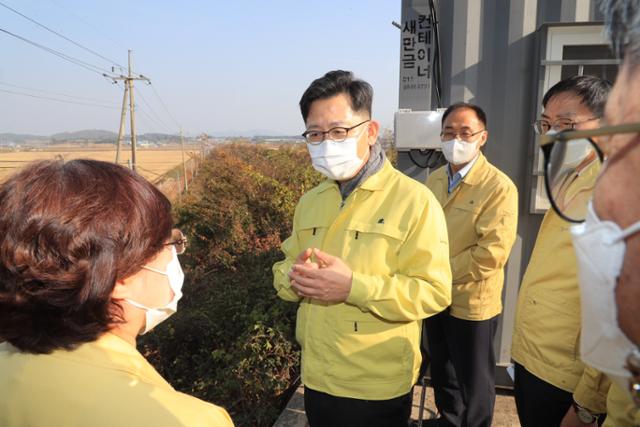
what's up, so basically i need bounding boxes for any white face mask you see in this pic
[441,138,479,165]
[545,129,594,172]
[307,133,366,181]
[125,247,185,335]
[571,202,640,393]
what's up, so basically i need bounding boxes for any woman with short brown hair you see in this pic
[0,159,233,427]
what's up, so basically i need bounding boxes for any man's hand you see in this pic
[560,406,597,427]
[293,248,315,266]
[289,248,319,287]
[288,248,353,303]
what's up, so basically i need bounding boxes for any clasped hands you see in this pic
[288,248,353,303]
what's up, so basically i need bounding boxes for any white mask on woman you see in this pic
[125,247,185,334]
[571,201,640,393]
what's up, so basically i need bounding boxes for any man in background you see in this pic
[512,75,612,427]
[425,102,518,427]
[570,1,640,425]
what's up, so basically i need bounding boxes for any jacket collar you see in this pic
[316,158,391,194]
[457,152,487,186]
[54,333,174,390]
[359,158,391,191]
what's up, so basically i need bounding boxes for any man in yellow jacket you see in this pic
[425,102,518,427]
[511,75,612,427]
[272,70,452,427]
[560,1,640,426]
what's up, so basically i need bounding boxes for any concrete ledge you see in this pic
[273,386,307,427]
[273,384,519,426]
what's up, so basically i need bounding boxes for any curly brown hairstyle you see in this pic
[0,159,173,354]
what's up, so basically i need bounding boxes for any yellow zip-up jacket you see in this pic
[512,202,610,411]
[0,333,233,427]
[273,159,452,400]
[426,153,518,321]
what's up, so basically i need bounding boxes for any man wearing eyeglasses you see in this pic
[424,102,518,427]
[539,1,640,426]
[512,75,612,427]
[272,70,452,427]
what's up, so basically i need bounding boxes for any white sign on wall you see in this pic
[399,0,434,110]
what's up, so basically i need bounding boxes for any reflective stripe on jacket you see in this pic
[273,159,452,400]
[426,153,518,321]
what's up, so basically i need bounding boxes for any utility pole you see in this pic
[115,83,128,164]
[128,50,138,172]
[180,128,188,191]
[107,50,149,172]
[176,171,182,203]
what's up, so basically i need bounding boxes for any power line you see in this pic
[77,84,177,135]
[0,81,117,104]
[0,0,125,70]
[137,107,171,133]
[0,87,119,109]
[134,86,172,131]
[46,0,127,52]
[135,165,165,178]
[136,87,168,127]
[149,83,181,129]
[0,27,115,76]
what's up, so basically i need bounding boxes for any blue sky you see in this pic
[0,1,401,136]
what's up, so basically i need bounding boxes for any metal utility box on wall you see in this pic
[394,110,443,150]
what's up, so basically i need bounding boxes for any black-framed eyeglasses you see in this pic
[532,117,599,135]
[440,129,485,141]
[302,119,370,144]
[164,228,188,255]
[538,122,640,223]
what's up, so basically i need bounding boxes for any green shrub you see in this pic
[140,143,321,427]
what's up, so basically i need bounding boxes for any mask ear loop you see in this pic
[613,221,640,244]
[125,298,155,311]
[142,265,168,276]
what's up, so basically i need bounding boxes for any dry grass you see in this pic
[0,144,201,184]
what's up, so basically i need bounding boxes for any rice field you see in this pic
[0,144,202,184]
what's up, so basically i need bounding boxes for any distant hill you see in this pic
[139,133,179,141]
[208,129,292,138]
[51,129,118,141]
[0,129,295,146]
[0,133,50,145]
[0,130,186,146]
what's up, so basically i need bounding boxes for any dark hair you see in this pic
[0,159,173,354]
[542,75,613,117]
[441,102,488,128]
[299,70,373,122]
[601,0,640,66]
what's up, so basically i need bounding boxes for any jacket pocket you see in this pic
[521,290,581,368]
[451,196,483,214]
[296,225,327,251]
[342,220,405,273]
[327,318,411,385]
